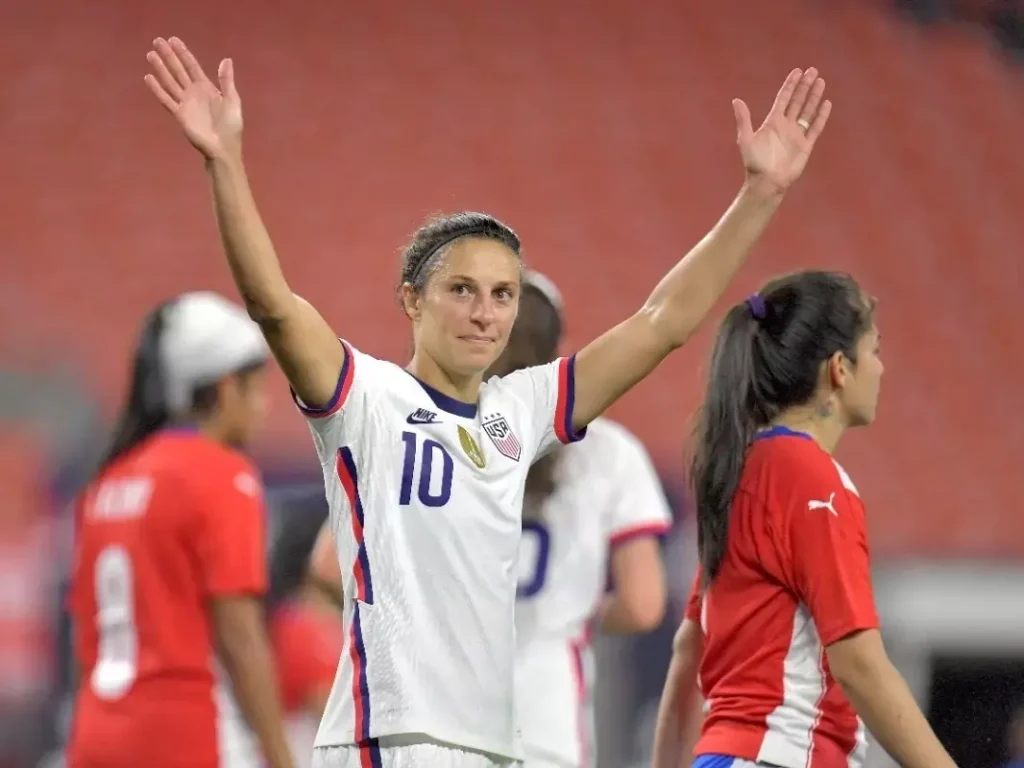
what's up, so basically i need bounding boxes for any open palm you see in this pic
[732,68,831,193]
[145,37,242,161]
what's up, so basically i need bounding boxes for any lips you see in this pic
[460,336,495,344]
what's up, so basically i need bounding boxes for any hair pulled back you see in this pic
[399,212,521,298]
[690,270,873,585]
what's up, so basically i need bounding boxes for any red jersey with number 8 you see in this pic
[68,429,267,768]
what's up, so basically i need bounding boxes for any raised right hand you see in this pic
[145,37,242,161]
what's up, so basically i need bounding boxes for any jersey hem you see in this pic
[314,724,523,762]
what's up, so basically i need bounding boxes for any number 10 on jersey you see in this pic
[399,431,454,508]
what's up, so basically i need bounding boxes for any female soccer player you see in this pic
[488,271,672,768]
[67,292,295,768]
[145,36,831,768]
[650,272,958,768]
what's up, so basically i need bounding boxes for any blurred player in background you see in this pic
[651,272,957,768]
[146,35,830,768]
[487,271,672,768]
[67,292,295,768]
[267,508,344,768]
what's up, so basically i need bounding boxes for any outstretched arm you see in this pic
[145,37,342,408]
[572,68,831,428]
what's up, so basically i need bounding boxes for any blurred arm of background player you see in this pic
[212,597,296,768]
[310,523,343,599]
[825,630,958,768]
[651,618,704,768]
[145,37,344,409]
[596,537,667,633]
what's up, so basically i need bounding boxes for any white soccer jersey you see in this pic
[513,419,673,768]
[295,340,585,762]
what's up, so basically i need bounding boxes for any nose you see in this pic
[469,294,496,327]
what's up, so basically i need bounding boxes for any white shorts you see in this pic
[312,736,520,768]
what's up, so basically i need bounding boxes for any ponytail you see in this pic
[689,303,763,586]
[96,301,175,476]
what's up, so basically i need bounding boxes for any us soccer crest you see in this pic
[482,413,522,462]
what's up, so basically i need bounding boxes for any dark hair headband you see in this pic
[746,293,766,320]
[409,224,495,285]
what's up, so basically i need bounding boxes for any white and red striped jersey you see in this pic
[685,426,878,768]
[295,341,585,763]
[514,418,672,767]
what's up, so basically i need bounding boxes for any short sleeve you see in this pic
[291,340,378,464]
[601,424,673,546]
[498,355,586,460]
[684,568,703,624]
[194,460,268,598]
[787,470,879,646]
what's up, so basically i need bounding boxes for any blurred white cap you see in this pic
[522,269,563,315]
[159,291,268,414]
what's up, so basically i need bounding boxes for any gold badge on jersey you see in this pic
[458,425,486,469]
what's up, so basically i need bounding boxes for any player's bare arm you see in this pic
[597,537,667,633]
[145,37,343,408]
[652,618,704,768]
[572,68,831,429]
[212,596,297,768]
[827,629,959,768]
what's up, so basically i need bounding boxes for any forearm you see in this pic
[838,658,957,768]
[220,625,295,768]
[206,153,296,323]
[652,656,697,768]
[644,178,783,349]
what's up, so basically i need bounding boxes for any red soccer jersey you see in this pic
[67,429,267,768]
[685,426,879,768]
[271,599,343,714]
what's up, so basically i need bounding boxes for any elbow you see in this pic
[641,301,703,352]
[825,629,893,697]
[239,288,295,329]
[618,588,668,633]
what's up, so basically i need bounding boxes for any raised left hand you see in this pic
[732,68,831,194]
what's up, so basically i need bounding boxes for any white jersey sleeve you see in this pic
[488,355,586,462]
[600,421,673,545]
[290,340,380,462]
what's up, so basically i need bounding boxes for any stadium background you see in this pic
[1,0,1022,766]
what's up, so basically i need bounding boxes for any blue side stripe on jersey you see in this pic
[693,755,738,768]
[352,603,373,742]
[338,447,374,605]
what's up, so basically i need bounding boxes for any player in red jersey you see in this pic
[651,272,957,768]
[67,291,295,768]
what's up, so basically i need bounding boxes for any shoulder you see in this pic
[565,417,643,465]
[158,433,265,501]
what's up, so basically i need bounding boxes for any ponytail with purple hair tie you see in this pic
[746,293,766,320]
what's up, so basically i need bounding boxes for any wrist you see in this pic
[204,145,244,174]
[740,174,787,203]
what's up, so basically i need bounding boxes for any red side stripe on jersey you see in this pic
[348,604,381,767]
[336,447,374,604]
[553,355,586,444]
[291,340,356,418]
[569,631,591,768]
[608,522,672,548]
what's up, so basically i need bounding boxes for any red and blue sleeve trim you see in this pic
[553,355,587,444]
[291,340,355,419]
[609,521,672,548]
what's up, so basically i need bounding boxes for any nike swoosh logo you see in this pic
[406,415,440,425]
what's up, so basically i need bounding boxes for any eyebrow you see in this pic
[448,274,518,289]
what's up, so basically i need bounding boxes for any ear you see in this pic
[826,350,852,390]
[399,283,421,321]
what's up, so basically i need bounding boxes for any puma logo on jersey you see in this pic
[406,408,440,425]
[807,492,838,516]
